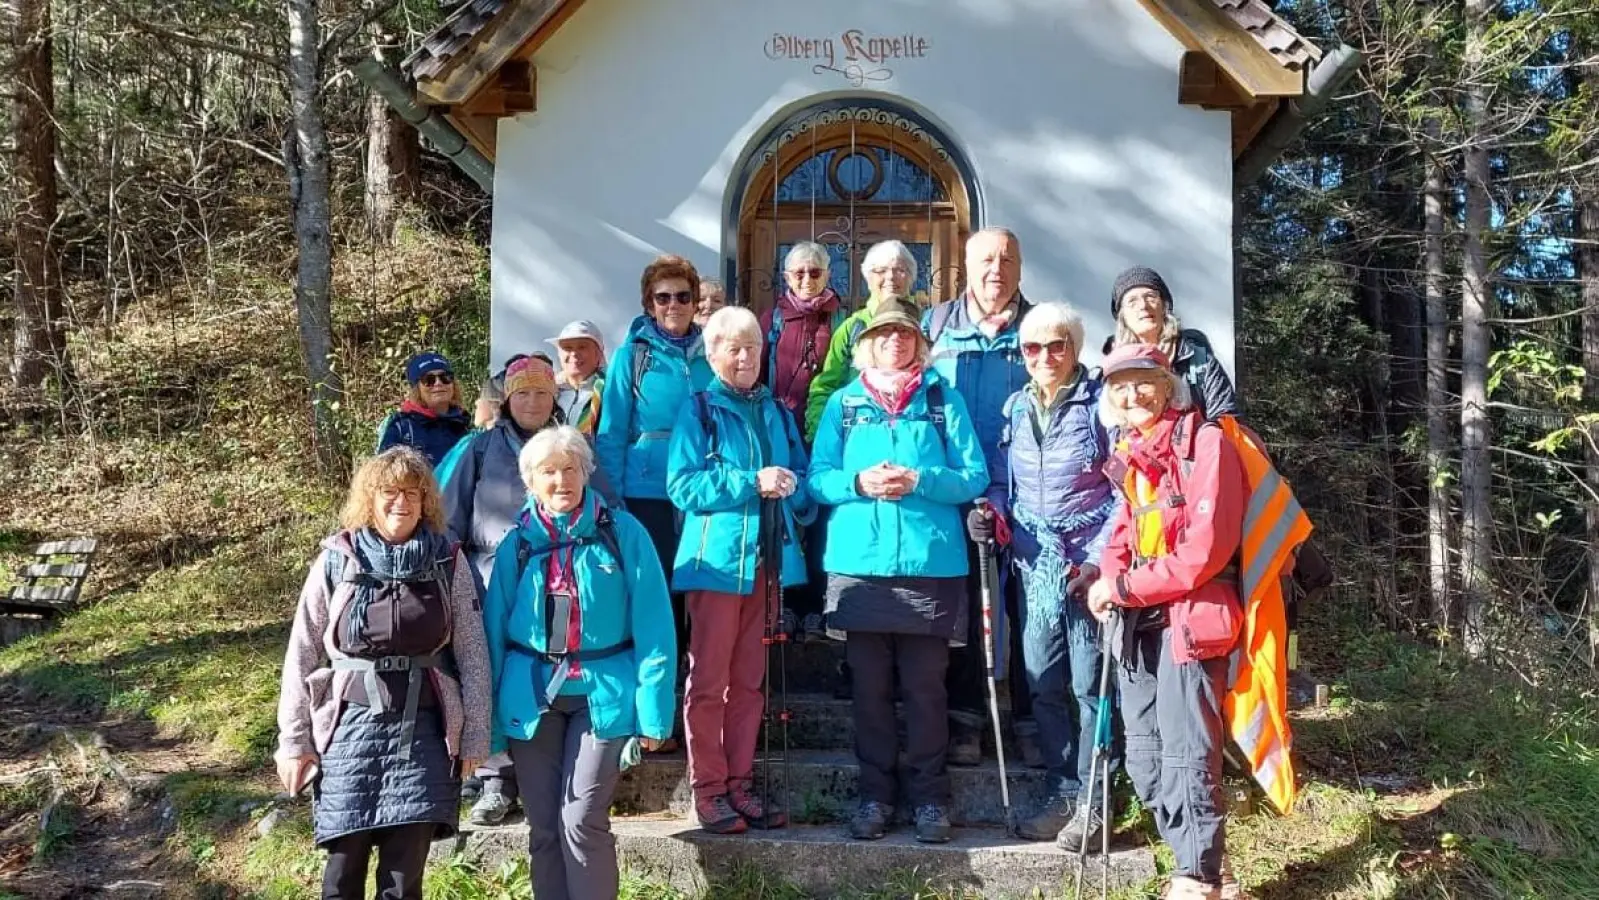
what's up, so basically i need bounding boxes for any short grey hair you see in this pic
[519,425,595,486]
[784,241,829,273]
[851,324,929,372]
[699,276,726,299]
[1019,302,1086,356]
[1097,368,1193,431]
[967,226,1022,257]
[702,306,762,356]
[860,240,919,286]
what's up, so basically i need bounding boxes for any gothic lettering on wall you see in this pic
[763,29,932,86]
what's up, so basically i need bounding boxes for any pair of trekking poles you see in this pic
[972,507,1114,900]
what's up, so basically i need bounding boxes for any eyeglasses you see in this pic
[420,372,454,386]
[653,291,695,306]
[868,266,910,278]
[1021,340,1072,358]
[1107,378,1164,396]
[787,268,826,281]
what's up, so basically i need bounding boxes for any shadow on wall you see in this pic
[488,0,1232,369]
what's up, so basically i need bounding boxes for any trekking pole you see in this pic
[759,498,792,823]
[1074,614,1118,900]
[974,501,1014,835]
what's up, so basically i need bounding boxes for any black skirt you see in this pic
[313,701,461,846]
[824,574,968,643]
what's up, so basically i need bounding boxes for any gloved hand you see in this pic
[965,506,995,544]
[1067,563,1100,599]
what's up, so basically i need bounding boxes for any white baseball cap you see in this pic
[546,320,606,355]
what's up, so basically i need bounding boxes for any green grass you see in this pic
[0,509,332,766]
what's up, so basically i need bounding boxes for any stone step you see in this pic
[670,691,1022,753]
[443,817,1155,898]
[613,748,1053,827]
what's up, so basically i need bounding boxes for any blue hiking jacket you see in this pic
[595,316,714,503]
[807,369,988,578]
[923,292,1033,506]
[375,406,472,469]
[666,379,815,594]
[482,491,677,750]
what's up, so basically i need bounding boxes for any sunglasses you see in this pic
[653,291,695,306]
[787,268,826,280]
[419,372,455,386]
[1021,340,1072,358]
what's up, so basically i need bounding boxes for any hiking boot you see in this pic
[801,613,827,644]
[778,606,799,640]
[1165,876,1222,900]
[460,775,484,800]
[833,659,853,700]
[1016,793,1076,842]
[913,804,952,843]
[1013,719,1046,769]
[948,722,982,767]
[468,785,514,826]
[694,794,748,834]
[727,780,787,829]
[1052,800,1105,852]
[849,800,893,840]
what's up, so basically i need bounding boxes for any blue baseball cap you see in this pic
[404,352,452,385]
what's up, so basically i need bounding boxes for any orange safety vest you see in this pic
[1206,415,1312,815]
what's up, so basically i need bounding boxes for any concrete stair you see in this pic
[444,817,1156,899]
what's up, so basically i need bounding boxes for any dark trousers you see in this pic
[946,543,1031,727]
[787,510,829,618]
[1018,577,1113,798]
[848,631,950,808]
[508,697,627,900]
[1119,626,1228,883]
[321,822,433,900]
[626,497,689,660]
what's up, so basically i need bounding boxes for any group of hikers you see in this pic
[275,227,1311,900]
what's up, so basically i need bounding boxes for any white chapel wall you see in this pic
[488,0,1236,378]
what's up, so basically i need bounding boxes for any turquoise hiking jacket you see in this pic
[594,316,714,503]
[807,369,989,579]
[665,379,815,595]
[482,490,678,750]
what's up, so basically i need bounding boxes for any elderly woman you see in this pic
[442,354,562,824]
[484,426,676,900]
[548,321,607,436]
[761,241,842,418]
[695,277,728,328]
[971,302,1119,845]
[596,254,714,658]
[804,240,918,440]
[377,352,473,467]
[1104,267,1238,420]
[275,447,489,900]
[666,306,813,834]
[1085,344,1247,900]
[808,301,988,844]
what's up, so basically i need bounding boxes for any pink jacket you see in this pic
[274,531,491,762]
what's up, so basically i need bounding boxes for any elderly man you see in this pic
[923,227,1035,766]
[547,320,607,435]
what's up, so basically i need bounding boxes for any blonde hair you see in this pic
[519,425,596,488]
[339,447,447,534]
[851,324,929,372]
[405,381,464,410]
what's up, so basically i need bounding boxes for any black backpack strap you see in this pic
[926,381,948,448]
[630,338,653,400]
[692,391,720,460]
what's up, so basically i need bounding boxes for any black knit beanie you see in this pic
[1110,266,1173,317]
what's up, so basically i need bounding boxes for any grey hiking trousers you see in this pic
[1118,625,1228,884]
[507,696,626,900]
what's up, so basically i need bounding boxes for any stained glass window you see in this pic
[774,147,945,204]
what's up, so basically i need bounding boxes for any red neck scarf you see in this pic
[861,366,924,417]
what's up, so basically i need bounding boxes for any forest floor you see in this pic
[2,222,1596,899]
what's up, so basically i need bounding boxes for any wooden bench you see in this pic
[4,537,99,617]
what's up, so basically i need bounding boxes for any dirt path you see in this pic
[0,682,216,899]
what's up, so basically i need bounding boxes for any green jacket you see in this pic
[803,304,876,440]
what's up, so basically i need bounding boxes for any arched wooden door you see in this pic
[734,107,974,318]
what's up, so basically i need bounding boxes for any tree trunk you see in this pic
[1458,0,1496,658]
[8,0,69,395]
[286,0,347,476]
[364,29,417,244]
[1424,124,1453,633]
[1579,54,1599,669]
